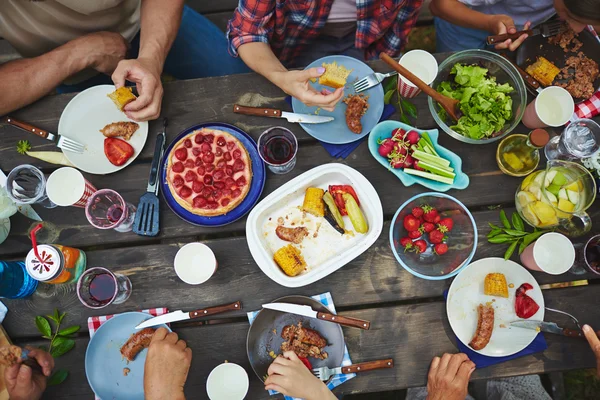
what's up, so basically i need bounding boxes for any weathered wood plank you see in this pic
[30,285,600,399]
[5,206,599,338]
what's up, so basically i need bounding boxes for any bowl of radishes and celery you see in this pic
[368,121,469,192]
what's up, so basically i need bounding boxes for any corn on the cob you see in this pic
[302,188,325,217]
[273,245,306,277]
[484,273,508,298]
[525,57,560,87]
[107,87,137,111]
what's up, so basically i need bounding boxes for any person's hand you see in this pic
[112,57,164,121]
[265,351,334,400]
[487,15,531,51]
[272,68,345,112]
[426,353,475,400]
[583,324,600,378]
[5,347,54,400]
[144,328,192,400]
[73,31,128,75]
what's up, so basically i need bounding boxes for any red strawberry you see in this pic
[422,206,438,223]
[174,148,187,161]
[434,243,449,255]
[408,230,422,239]
[399,237,413,249]
[377,138,394,157]
[391,128,406,140]
[405,130,420,145]
[413,240,427,254]
[434,215,441,223]
[429,230,445,244]
[421,222,435,233]
[411,207,424,218]
[403,215,420,232]
[438,218,454,232]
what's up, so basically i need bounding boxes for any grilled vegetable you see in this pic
[16,140,74,166]
[342,193,368,234]
[302,187,325,217]
[525,57,560,87]
[322,191,345,230]
[324,207,345,235]
[329,185,360,215]
[273,244,307,277]
[484,273,509,298]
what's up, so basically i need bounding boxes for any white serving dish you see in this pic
[246,163,383,287]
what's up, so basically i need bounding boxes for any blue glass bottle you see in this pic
[0,261,38,299]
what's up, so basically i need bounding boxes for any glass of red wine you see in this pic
[257,127,298,174]
[571,234,600,275]
[85,189,136,232]
[76,267,132,309]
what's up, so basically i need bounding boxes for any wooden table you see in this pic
[0,54,598,399]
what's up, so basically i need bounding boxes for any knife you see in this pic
[510,320,583,337]
[233,104,334,124]
[135,301,242,329]
[486,20,564,45]
[0,170,42,222]
[262,303,371,330]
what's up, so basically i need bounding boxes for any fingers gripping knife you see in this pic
[133,118,166,236]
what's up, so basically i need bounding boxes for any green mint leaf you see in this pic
[512,212,525,232]
[400,114,410,124]
[53,309,60,322]
[401,99,418,118]
[50,339,75,358]
[384,89,395,105]
[41,336,52,340]
[504,240,519,260]
[383,75,398,93]
[59,312,66,323]
[46,315,58,324]
[35,316,51,337]
[499,210,511,229]
[58,326,80,336]
[48,369,69,386]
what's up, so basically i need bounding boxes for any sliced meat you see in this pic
[343,94,369,134]
[120,328,155,362]
[555,52,599,99]
[280,322,328,360]
[275,226,309,244]
[100,121,140,141]
[295,326,327,348]
[469,304,494,350]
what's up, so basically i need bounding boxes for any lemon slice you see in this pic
[521,172,537,189]
[566,181,582,191]
[558,188,568,201]
[558,198,575,213]
[517,191,536,208]
[532,201,558,226]
[523,203,540,226]
[529,184,542,200]
[503,152,524,171]
[544,170,557,187]
[567,189,580,206]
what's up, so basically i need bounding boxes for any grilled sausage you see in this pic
[100,121,140,141]
[469,304,494,350]
[120,328,156,362]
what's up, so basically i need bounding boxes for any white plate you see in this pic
[246,163,383,287]
[58,85,148,174]
[447,257,545,357]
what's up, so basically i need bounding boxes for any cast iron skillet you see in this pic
[247,295,345,382]
[516,24,600,103]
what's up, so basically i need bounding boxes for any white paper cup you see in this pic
[522,86,574,129]
[46,167,97,208]
[520,232,575,275]
[397,50,438,98]
[206,363,249,400]
[174,242,217,285]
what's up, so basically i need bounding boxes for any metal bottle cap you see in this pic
[25,245,62,282]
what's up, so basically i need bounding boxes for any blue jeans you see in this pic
[434,17,490,53]
[58,6,249,93]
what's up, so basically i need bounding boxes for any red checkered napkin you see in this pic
[87,308,168,400]
[573,26,600,120]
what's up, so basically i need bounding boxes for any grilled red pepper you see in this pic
[515,283,540,319]
[329,185,360,216]
[298,356,312,370]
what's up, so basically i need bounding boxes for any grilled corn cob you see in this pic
[484,273,509,298]
[273,245,307,277]
[107,87,137,111]
[525,57,560,87]
[302,187,325,217]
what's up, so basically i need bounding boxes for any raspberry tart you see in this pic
[166,128,253,216]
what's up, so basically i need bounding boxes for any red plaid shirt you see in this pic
[227,0,423,65]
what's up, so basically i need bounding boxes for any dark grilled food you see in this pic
[548,26,583,53]
[100,121,140,141]
[280,322,328,360]
[555,52,599,99]
[276,226,309,244]
[120,328,155,362]
[469,304,494,350]
[343,94,369,134]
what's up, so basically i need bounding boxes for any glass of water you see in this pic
[545,119,600,161]
[6,165,56,208]
[85,189,136,233]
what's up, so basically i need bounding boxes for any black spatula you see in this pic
[133,118,166,236]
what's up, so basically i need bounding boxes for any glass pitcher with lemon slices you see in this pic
[515,160,596,237]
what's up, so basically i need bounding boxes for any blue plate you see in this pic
[160,122,266,226]
[85,312,171,400]
[291,55,384,144]
[368,120,470,192]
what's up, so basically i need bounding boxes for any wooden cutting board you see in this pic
[0,324,11,400]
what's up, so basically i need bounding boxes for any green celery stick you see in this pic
[412,149,451,168]
[405,168,454,184]
[417,161,455,178]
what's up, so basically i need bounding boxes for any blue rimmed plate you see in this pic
[160,122,266,226]
[292,55,384,144]
[368,120,469,192]
[85,312,171,400]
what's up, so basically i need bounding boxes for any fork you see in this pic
[545,307,582,330]
[486,20,565,45]
[312,359,394,381]
[3,116,85,154]
[354,71,398,93]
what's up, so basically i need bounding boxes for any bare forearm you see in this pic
[139,0,184,73]
[237,42,288,89]
[0,41,87,115]
[430,0,493,32]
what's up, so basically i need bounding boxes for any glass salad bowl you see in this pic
[390,193,477,280]
[428,49,527,145]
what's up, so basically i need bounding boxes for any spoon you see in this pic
[379,53,462,122]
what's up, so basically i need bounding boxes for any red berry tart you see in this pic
[166,128,252,216]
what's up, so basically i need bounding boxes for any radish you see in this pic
[405,130,420,145]
[377,138,394,157]
[391,128,406,140]
[403,154,414,168]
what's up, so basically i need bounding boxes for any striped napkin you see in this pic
[248,292,355,400]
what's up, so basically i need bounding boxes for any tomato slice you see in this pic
[329,185,361,216]
[298,356,312,370]
[104,138,134,166]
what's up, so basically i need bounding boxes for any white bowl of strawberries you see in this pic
[389,192,478,280]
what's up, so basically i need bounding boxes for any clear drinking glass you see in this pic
[545,119,600,161]
[257,127,298,174]
[571,234,600,276]
[85,189,136,232]
[6,165,56,208]
[76,267,132,309]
